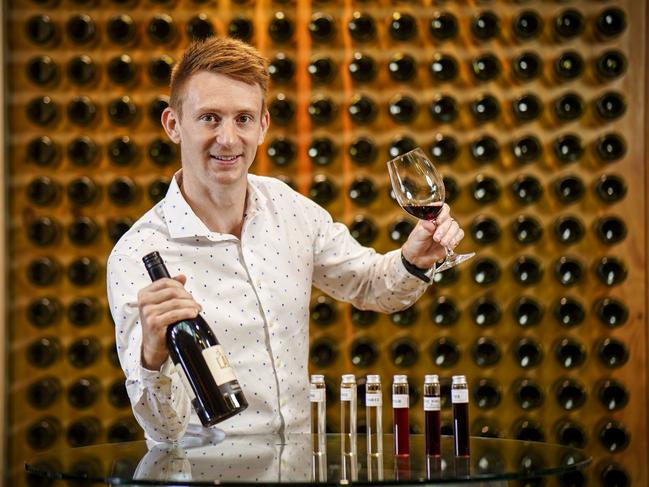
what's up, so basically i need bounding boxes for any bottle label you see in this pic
[392,394,409,408]
[340,387,353,401]
[424,397,441,411]
[310,388,325,402]
[175,366,197,400]
[202,345,237,386]
[366,392,382,407]
[452,389,469,404]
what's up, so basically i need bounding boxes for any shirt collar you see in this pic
[162,170,268,240]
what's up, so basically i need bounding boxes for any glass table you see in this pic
[26,433,591,485]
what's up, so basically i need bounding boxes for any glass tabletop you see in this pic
[26,433,591,485]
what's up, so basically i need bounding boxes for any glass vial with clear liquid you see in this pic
[392,374,410,456]
[452,375,470,457]
[310,374,326,453]
[340,374,357,455]
[424,374,442,457]
[365,374,384,481]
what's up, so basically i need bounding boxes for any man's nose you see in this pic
[216,120,236,145]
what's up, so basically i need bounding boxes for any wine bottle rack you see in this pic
[6,1,647,486]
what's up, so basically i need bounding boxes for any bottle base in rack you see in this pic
[437,252,475,273]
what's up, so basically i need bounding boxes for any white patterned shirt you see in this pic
[107,171,429,442]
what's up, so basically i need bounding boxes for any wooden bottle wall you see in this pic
[5,0,647,486]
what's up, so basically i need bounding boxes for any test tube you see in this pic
[424,374,441,457]
[340,374,357,456]
[310,374,326,455]
[365,374,384,481]
[452,375,470,457]
[392,374,410,456]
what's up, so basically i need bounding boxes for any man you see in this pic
[107,37,465,443]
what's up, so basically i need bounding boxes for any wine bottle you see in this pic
[471,94,500,123]
[554,336,586,369]
[595,297,628,328]
[68,216,99,246]
[27,297,61,328]
[512,296,544,327]
[148,13,176,44]
[67,136,98,166]
[390,305,417,327]
[268,93,295,125]
[471,336,500,367]
[187,13,214,41]
[348,93,377,124]
[68,297,99,327]
[471,53,501,82]
[148,138,177,167]
[67,176,98,206]
[595,50,627,80]
[553,8,584,39]
[390,338,418,367]
[107,14,136,45]
[513,378,543,410]
[388,94,418,124]
[66,14,96,44]
[596,256,627,287]
[26,96,58,126]
[390,12,417,41]
[27,257,61,287]
[429,134,459,165]
[598,420,629,453]
[108,379,130,409]
[148,178,170,203]
[349,338,377,368]
[429,337,460,368]
[107,217,133,243]
[388,218,414,245]
[472,296,501,327]
[348,178,376,207]
[309,338,337,367]
[26,417,61,450]
[67,256,99,286]
[429,53,458,82]
[348,137,376,165]
[67,54,97,85]
[513,337,543,369]
[471,257,500,286]
[597,379,629,411]
[67,376,100,409]
[429,296,460,327]
[600,463,629,486]
[308,95,336,125]
[308,56,336,84]
[553,134,584,164]
[148,96,168,124]
[471,418,501,438]
[27,336,61,369]
[597,338,629,368]
[511,134,542,165]
[26,177,59,208]
[469,380,498,414]
[433,260,460,286]
[107,417,140,443]
[67,336,100,368]
[268,11,293,43]
[388,135,416,159]
[269,53,296,83]
[595,91,626,121]
[554,296,585,328]
[309,175,337,206]
[309,12,335,42]
[512,93,542,123]
[470,135,500,164]
[470,216,501,245]
[308,137,336,166]
[26,55,58,86]
[143,251,248,426]
[107,54,137,85]
[228,16,253,42]
[25,14,58,46]
[554,92,584,122]
[511,215,543,245]
[348,52,377,82]
[26,136,58,168]
[471,10,500,42]
[595,216,627,245]
[108,177,138,207]
[555,420,587,448]
[349,215,377,246]
[511,175,543,206]
[554,216,585,245]
[348,11,375,42]
[67,416,100,447]
[554,256,583,287]
[27,216,60,247]
[350,305,377,328]
[595,133,627,163]
[429,94,458,124]
[511,54,540,84]
[594,7,627,40]
[554,51,584,81]
[27,376,62,409]
[148,55,174,86]
[555,378,586,411]
[108,95,137,125]
[388,53,417,82]
[512,10,543,41]
[471,174,500,204]
[429,11,458,40]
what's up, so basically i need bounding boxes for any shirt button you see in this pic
[256,279,262,287]
[268,320,274,329]
[276,359,283,368]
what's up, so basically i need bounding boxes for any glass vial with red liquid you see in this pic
[424,374,442,456]
[392,374,410,456]
[452,374,470,457]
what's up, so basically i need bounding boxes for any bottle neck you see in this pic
[146,262,171,281]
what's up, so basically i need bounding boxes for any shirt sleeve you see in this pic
[107,251,193,442]
[305,199,431,313]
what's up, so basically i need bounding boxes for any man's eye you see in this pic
[202,114,217,122]
[239,115,253,123]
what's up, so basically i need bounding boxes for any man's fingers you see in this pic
[433,217,454,242]
[144,300,201,328]
[439,221,462,248]
[434,203,451,223]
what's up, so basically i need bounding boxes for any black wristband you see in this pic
[401,252,432,283]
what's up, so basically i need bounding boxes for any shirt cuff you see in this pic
[139,356,175,387]
[390,249,433,290]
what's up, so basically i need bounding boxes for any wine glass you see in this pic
[387,147,474,273]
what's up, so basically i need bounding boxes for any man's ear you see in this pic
[257,109,270,146]
[161,107,181,144]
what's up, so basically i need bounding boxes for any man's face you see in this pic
[163,71,269,189]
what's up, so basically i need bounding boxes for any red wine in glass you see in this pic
[403,203,444,221]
